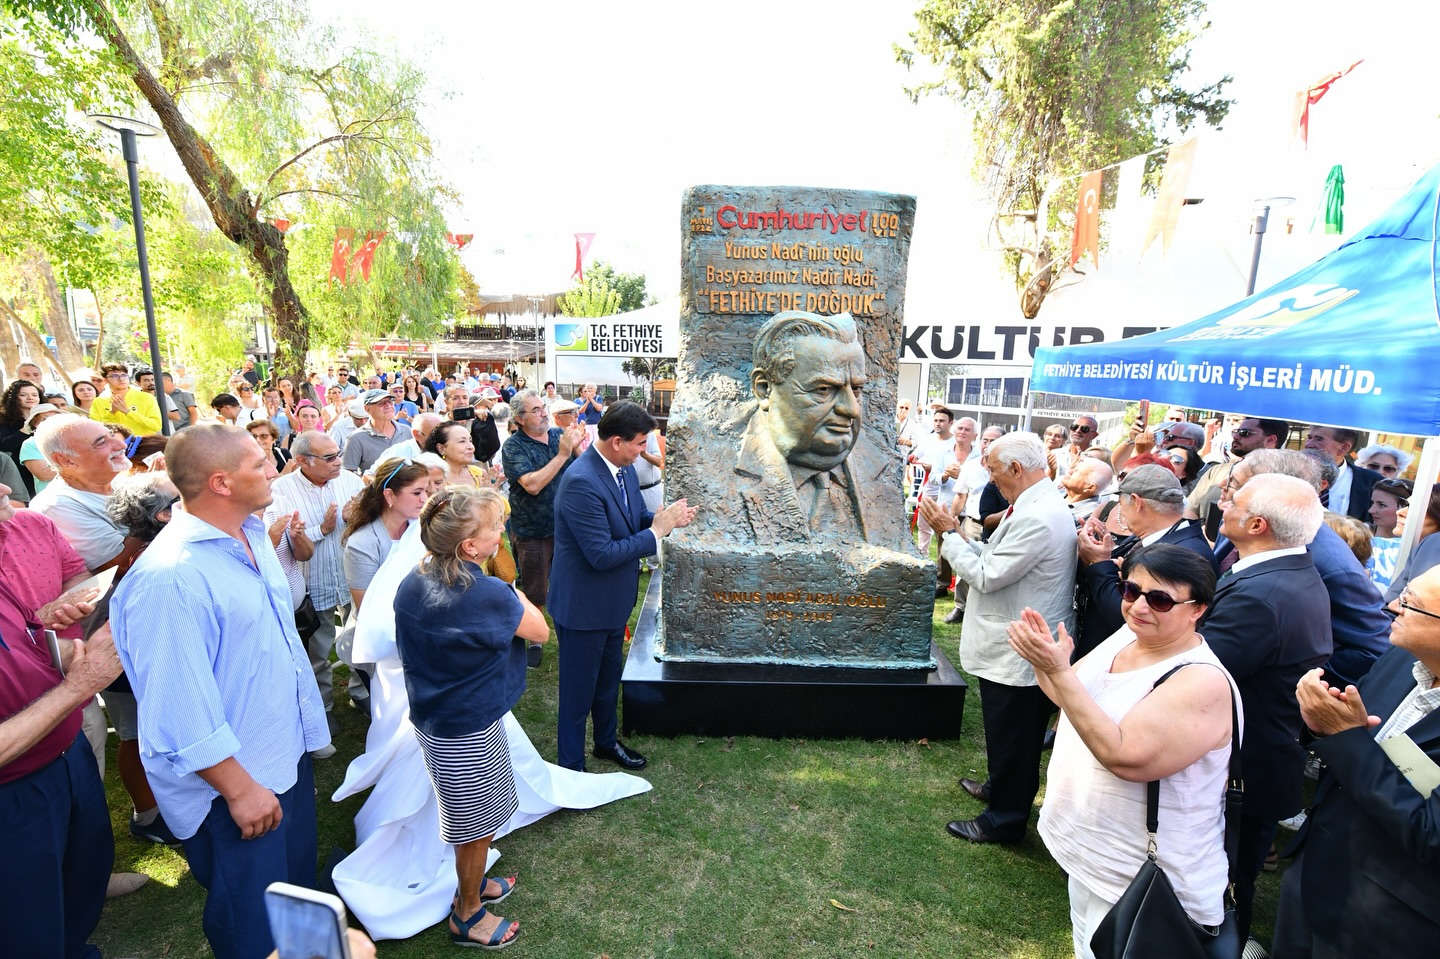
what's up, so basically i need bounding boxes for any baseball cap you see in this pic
[550,399,578,415]
[361,388,391,406]
[347,400,368,418]
[1117,464,1184,503]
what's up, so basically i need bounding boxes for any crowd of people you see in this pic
[903,398,1439,959]
[4,344,1438,959]
[1,354,685,957]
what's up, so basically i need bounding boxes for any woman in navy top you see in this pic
[393,487,548,950]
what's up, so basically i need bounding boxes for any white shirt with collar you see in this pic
[1329,460,1353,515]
[1230,544,1308,575]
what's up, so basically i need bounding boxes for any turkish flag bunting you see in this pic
[1292,60,1363,146]
[329,228,354,283]
[445,232,474,250]
[1069,169,1103,268]
[349,231,387,282]
[573,232,596,280]
[1141,137,1198,257]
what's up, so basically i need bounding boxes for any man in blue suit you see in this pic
[1271,565,1440,958]
[1199,472,1333,945]
[549,402,697,771]
[1215,449,1391,687]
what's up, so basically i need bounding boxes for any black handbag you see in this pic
[1090,663,1243,959]
[293,593,322,641]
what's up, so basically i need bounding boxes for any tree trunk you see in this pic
[26,249,88,371]
[0,314,22,381]
[86,3,310,380]
[0,299,74,387]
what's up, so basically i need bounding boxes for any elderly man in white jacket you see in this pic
[920,430,1077,844]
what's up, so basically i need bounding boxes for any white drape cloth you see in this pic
[332,523,651,940]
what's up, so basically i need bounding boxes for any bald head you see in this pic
[412,412,443,447]
[1064,458,1113,499]
[1225,472,1323,550]
[167,422,257,501]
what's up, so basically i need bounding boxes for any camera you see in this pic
[452,405,475,421]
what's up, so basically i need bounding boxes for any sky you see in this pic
[302,0,1440,319]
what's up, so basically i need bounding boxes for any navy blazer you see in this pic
[1342,461,1382,523]
[1198,551,1333,819]
[1076,520,1220,656]
[1288,645,1440,954]
[1216,525,1390,687]
[548,446,655,632]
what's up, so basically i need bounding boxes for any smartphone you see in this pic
[264,882,350,959]
[451,405,476,421]
[1135,399,1150,428]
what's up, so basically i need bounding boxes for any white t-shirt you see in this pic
[918,436,959,505]
[30,478,125,570]
[955,457,991,519]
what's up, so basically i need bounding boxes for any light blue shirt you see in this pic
[111,510,330,840]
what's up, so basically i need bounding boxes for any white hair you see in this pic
[990,431,1046,473]
[1356,443,1413,472]
[1241,473,1324,548]
[33,412,90,459]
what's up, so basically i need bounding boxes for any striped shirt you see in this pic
[111,510,329,840]
[1376,659,1440,742]
[268,469,365,611]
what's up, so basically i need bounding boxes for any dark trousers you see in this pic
[1235,811,1279,946]
[556,624,626,771]
[511,535,555,610]
[975,678,1053,840]
[184,754,318,959]
[0,733,112,959]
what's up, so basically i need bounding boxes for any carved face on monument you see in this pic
[750,311,866,472]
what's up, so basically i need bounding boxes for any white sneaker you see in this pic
[106,872,150,898]
[1241,937,1270,959]
[1278,810,1308,831]
[310,743,337,759]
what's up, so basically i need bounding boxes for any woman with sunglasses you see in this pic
[1007,544,1238,959]
[1367,478,1413,591]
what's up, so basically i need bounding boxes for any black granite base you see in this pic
[621,577,967,740]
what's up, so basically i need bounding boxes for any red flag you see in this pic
[329,228,354,283]
[349,231,387,282]
[1141,138,1198,257]
[1292,60,1363,146]
[572,232,596,280]
[1069,170,1103,268]
[445,232,473,250]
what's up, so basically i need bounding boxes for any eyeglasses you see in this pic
[307,451,342,463]
[1232,428,1258,438]
[1119,580,1199,612]
[1396,590,1440,621]
[1070,423,1095,433]
[105,372,129,381]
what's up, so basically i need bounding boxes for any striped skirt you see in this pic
[414,718,519,844]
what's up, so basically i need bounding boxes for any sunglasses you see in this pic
[239,387,254,393]
[1070,423,1095,433]
[1119,580,1199,613]
[307,451,342,463]
[1231,428,1258,438]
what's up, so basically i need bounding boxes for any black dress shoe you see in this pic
[946,818,1017,845]
[592,741,647,770]
[943,604,965,624]
[934,584,950,598]
[957,777,990,803]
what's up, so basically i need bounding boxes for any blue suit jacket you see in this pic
[1342,461,1382,523]
[548,446,656,632]
[1217,525,1390,687]
[1289,645,1440,954]
[1198,551,1332,819]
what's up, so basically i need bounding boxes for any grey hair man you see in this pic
[31,414,138,572]
[918,432,1078,845]
[266,429,364,737]
[1303,425,1380,521]
[1201,471,1332,944]
[1220,448,1391,689]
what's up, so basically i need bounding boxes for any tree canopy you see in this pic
[897,0,1232,308]
[559,261,650,318]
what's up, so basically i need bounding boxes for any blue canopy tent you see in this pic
[1028,162,1440,436]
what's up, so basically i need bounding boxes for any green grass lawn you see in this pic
[92,565,1282,958]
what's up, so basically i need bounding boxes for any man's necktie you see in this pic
[1320,487,1331,509]
[616,468,629,510]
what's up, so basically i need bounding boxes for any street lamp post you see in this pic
[1244,196,1296,298]
[90,114,170,435]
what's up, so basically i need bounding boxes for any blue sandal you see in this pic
[452,875,517,910]
[449,905,518,950]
